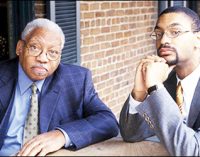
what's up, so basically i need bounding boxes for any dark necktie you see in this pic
[23,83,39,144]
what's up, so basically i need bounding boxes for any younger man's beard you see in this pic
[157,44,179,66]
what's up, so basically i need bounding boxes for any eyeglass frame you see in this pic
[22,40,61,61]
[150,28,198,41]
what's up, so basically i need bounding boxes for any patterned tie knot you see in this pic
[32,83,37,94]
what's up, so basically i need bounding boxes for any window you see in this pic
[170,1,186,7]
[158,0,187,14]
[159,0,198,15]
[47,1,80,65]
[0,1,35,61]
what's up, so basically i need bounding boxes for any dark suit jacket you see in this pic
[0,58,119,150]
[119,70,200,155]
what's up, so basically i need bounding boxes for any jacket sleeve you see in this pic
[119,96,155,142]
[58,70,119,150]
[136,87,200,156]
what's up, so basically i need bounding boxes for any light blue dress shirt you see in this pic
[0,64,44,156]
[0,64,71,156]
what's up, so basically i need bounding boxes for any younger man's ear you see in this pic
[194,31,200,49]
[16,40,24,56]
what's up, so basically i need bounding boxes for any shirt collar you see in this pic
[18,63,45,95]
[176,64,200,91]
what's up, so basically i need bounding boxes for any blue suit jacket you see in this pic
[0,58,119,150]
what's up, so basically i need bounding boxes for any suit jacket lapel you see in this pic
[0,59,18,148]
[187,78,200,128]
[0,80,17,118]
[164,71,200,129]
[164,70,177,101]
[39,74,61,133]
[0,86,16,148]
[0,59,18,121]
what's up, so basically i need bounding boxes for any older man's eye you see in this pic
[50,50,57,54]
[29,45,40,52]
[48,50,60,56]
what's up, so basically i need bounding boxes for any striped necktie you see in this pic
[176,81,184,114]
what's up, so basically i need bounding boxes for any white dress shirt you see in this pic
[178,65,200,122]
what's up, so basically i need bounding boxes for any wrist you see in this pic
[132,90,147,101]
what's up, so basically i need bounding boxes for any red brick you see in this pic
[101,2,110,10]
[81,3,89,11]
[90,3,99,11]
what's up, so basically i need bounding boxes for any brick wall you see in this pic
[80,1,158,118]
[34,1,158,119]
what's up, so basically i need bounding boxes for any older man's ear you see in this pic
[16,40,24,56]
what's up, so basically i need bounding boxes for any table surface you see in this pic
[48,137,169,156]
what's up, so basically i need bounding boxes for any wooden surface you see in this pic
[48,137,169,156]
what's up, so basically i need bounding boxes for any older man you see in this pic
[0,18,118,156]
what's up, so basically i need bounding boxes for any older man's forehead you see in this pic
[27,28,61,40]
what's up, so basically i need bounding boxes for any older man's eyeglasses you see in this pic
[150,29,195,40]
[23,40,61,61]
